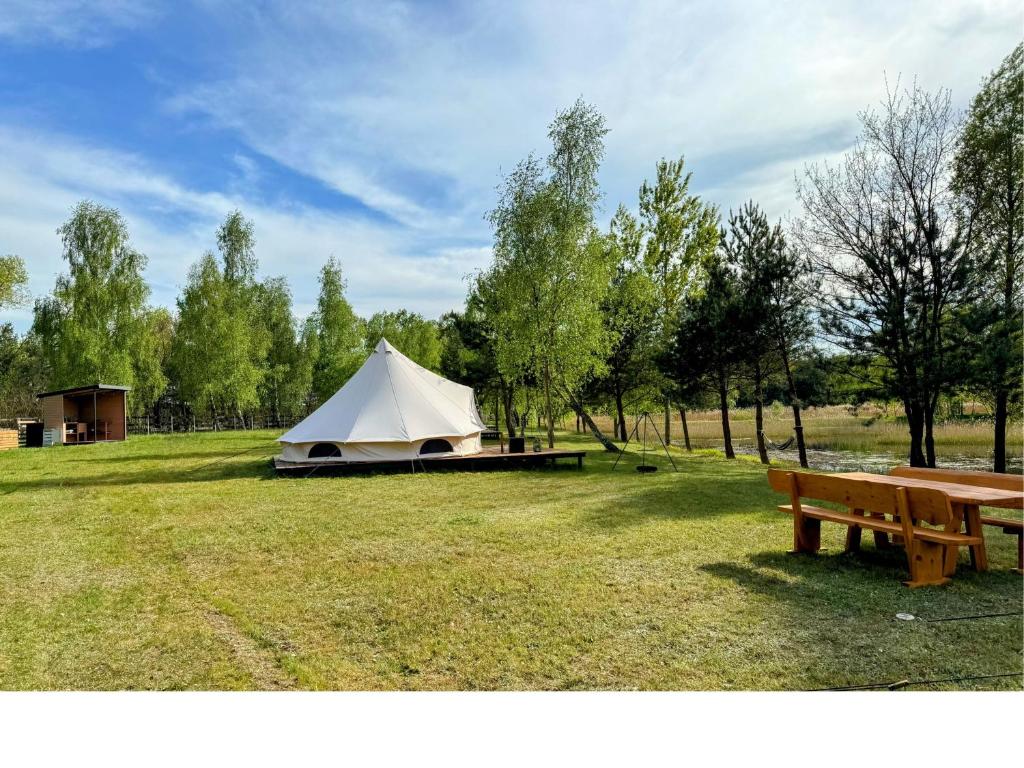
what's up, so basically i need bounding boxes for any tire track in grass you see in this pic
[203,599,298,690]
[163,537,318,690]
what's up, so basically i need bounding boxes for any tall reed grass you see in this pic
[590,405,1022,458]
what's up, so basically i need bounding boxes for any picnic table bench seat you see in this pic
[775,503,982,547]
[767,469,982,587]
[979,516,1024,574]
[979,515,1024,533]
[777,503,902,535]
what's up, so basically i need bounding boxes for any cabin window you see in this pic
[308,443,342,459]
[420,439,454,455]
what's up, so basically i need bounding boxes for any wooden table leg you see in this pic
[870,512,891,549]
[963,504,988,572]
[891,515,905,547]
[845,508,864,553]
[941,502,964,576]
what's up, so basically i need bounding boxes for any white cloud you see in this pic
[0,128,491,330]
[0,0,160,47]
[166,0,1022,224]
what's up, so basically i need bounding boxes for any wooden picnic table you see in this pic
[832,471,1024,574]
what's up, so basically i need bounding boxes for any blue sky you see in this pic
[1,0,1020,332]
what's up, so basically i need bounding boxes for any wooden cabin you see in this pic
[36,384,129,445]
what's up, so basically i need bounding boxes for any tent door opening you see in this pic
[308,443,342,458]
[420,439,454,455]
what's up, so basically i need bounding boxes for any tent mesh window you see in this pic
[419,439,454,455]
[308,443,342,459]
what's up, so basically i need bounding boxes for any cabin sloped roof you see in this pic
[35,383,131,399]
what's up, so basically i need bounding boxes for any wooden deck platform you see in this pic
[272,445,585,475]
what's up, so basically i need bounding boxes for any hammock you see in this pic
[761,432,795,451]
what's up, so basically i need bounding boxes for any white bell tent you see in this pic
[277,338,486,463]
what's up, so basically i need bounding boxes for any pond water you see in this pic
[682,437,1024,475]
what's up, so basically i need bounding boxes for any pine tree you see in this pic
[953,44,1023,472]
[662,254,746,459]
[722,201,816,467]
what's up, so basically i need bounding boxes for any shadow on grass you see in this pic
[701,546,1023,606]
[2,447,592,493]
[61,450,261,464]
[701,549,911,599]
[578,461,777,529]
[0,455,277,495]
[700,548,1023,690]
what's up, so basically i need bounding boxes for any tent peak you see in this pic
[374,338,396,354]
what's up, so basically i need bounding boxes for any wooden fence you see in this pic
[126,414,308,435]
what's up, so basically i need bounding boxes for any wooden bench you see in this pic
[890,467,1023,573]
[766,469,982,587]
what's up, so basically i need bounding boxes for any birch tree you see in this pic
[33,202,166,409]
[600,206,658,440]
[486,100,615,448]
[638,157,719,445]
[364,309,442,370]
[0,255,27,310]
[311,257,363,402]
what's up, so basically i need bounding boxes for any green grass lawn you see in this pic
[0,431,1020,690]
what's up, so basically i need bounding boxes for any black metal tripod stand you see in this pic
[611,411,679,473]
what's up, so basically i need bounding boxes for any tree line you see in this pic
[0,207,443,429]
[0,45,1019,470]
[443,45,1022,471]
